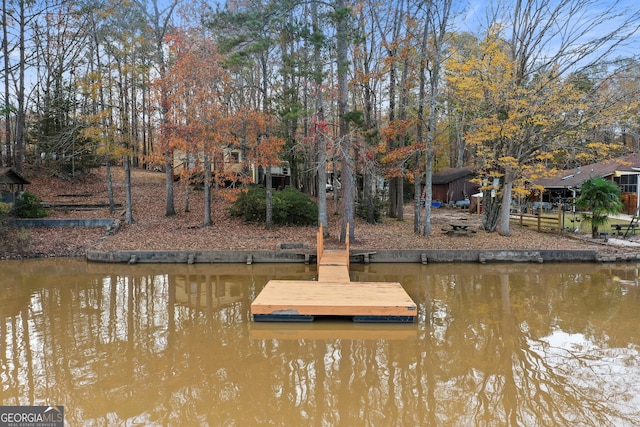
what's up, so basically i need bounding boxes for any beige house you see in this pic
[173,147,290,188]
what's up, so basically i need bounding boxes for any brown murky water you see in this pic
[1,259,640,426]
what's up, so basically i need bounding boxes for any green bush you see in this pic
[278,188,318,225]
[0,202,9,239]
[13,192,48,218]
[229,186,317,226]
[0,202,9,219]
[228,186,266,222]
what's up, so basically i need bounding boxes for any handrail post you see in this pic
[317,223,324,263]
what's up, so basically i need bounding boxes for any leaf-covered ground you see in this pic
[2,166,635,259]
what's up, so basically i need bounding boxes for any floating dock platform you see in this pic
[251,224,417,323]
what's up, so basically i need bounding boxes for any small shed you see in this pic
[429,167,478,204]
[0,168,30,205]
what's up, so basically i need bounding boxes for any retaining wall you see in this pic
[9,218,115,228]
[86,248,614,264]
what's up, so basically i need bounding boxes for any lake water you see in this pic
[1,259,640,426]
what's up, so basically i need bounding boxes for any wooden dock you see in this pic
[251,224,417,323]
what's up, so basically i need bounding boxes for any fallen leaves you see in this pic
[1,165,630,259]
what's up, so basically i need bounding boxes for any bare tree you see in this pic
[2,0,10,168]
[312,0,329,234]
[137,0,180,217]
[336,0,355,242]
[484,0,640,235]
[420,0,452,237]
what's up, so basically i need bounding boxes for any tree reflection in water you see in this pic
[0,260,639,425]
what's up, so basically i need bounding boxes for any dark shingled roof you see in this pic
[0,168,30,185]
[432,167,475,185]
[533,152,640,189]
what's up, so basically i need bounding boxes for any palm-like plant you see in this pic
[575,177,623,238]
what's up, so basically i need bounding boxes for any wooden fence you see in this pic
[509,209,564,234]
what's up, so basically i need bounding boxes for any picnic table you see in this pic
[442,223,476,236]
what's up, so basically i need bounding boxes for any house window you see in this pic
[614,174,638,194]
[228,152,240,163]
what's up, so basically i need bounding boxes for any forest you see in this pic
[2,0,640,241]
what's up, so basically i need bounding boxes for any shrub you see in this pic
[13,192,48,218]
[277,188,318,226]
[229,186,318,226]
[228,186,266,222]
[0,202,9,239]
[0,202,9,220]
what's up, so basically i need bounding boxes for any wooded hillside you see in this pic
[3,0,640,241]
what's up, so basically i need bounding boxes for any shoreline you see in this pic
[84,247,637,264]
[5,166,640,263]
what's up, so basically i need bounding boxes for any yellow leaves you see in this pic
[586,142,611,152]
[448,27,609,185]
[498,156,520,172]
[535,152,554,161]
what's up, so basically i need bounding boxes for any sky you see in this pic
[454,0,640,70]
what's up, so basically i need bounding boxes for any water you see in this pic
[1,259,639,426]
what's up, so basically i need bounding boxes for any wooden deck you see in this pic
[317,250,352,282]
[251,224,417,323]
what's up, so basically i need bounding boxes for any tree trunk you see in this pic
[423,149,434,236]
[423,0,451,236]
[165,152,175,216]
[365,169,375,224]
[140,0,179,217]
[455,111,466,168]
[414,165,421,233]
[266,166,273,230]
[14,0,26,173]
[184,168,190,213]
[106,159,115,214]
[2,0,10,168]
[124,154,135,224]
[416,12,428,234]
[498,179,513,236]
[336,0,354,242]
[312,0,328,234]
[395,55,410,222]
[482,184,503,232]
[204,153,212,226]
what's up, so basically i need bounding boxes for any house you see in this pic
[173,147,244,182]
[0,168,30,205]
[428,167,478,204]
[173,147,291,189]
[532,153,640,214]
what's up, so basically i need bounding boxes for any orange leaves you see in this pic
[380,119,412,143]
[159,28,236,157]
[254,135,286,167]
